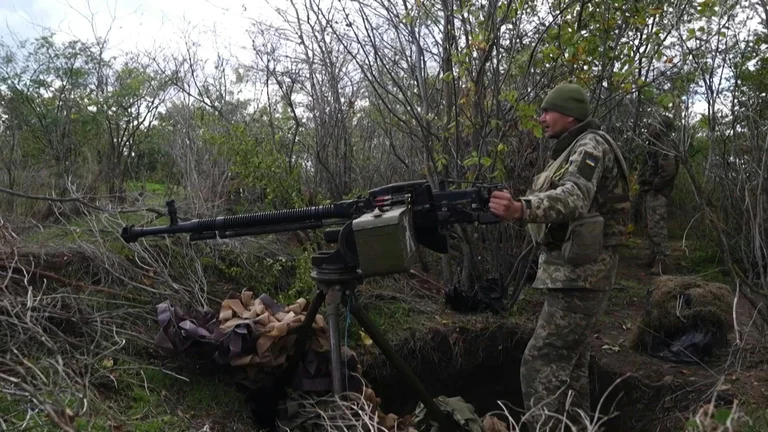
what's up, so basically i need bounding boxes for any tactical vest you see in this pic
[526,129,630,248]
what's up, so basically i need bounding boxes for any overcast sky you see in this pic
[0,0,285,61]
[0,0,736,117]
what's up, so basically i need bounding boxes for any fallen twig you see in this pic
[0,186,184,219]
[0,263,145,303]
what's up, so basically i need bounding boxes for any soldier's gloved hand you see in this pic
[489,190,524,221]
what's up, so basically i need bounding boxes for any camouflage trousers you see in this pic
[520,288,610,431]
[644,190,669,257]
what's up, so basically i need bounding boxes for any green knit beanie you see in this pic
[541,83,590,121]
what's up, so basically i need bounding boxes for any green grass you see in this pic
[684,404,768,432]
[130,368,251,419]
[1,364,255,431]
[611,278,648,304]
[4,211,312,431]
[363,300,414,344]
[125,181,170,196]
[743,407,768,432]
[510,286,546,318]
[682,245,732,284]
[316,288,427,351]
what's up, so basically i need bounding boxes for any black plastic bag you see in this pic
[645,327,726,364]
[444,277,506,315]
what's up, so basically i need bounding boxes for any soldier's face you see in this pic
[539,109,576,139]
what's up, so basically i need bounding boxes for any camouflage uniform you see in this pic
[644,191,669,257]
[518,116,630,429]
[638,117,679,269]
[519,288,610,431]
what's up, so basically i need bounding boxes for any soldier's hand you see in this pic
[489,190,524,221]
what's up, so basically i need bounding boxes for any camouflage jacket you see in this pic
[639,134,679,199]
[520,118,631,289]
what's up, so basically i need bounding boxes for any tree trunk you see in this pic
[440,0,456,287]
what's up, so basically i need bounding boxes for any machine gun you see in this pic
[121,179,502,431]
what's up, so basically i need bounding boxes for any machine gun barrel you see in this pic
[120,200,366,244]
[120,179,503,247]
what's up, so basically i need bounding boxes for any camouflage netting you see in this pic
[630,276,733,364]
[154,290,512,431]
[154,291,329,371]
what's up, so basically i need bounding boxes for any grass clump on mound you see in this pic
[630,276,733,364]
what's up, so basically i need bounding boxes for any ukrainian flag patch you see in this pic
[577,151,599,181]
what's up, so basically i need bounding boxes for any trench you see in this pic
[239,319,712,431]
[359,325,528,419]
[354,324,693,432]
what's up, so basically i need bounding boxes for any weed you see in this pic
[276,247,316,306]
[684,402,768,432]
[684,246,731,284]
[510,287,546,319]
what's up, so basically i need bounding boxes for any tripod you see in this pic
[279,225,458,432]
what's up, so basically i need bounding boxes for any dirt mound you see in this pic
[630,275,733,364]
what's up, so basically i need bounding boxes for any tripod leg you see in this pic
[349,301,456,432]
[325,285,345,395]
[278,289,326,391]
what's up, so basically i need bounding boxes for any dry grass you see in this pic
[630,275,733,360]
[0,204,284,431]
[276,375,765,432]
[276,382,398,432]
[275,373,630,432]
[0,209,172,430]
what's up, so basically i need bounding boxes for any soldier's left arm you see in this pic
[520,134,610,224]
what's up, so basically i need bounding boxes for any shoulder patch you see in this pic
[577,151,600,181]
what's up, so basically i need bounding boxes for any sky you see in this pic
[0,0,285,62]
[0,0,749,118]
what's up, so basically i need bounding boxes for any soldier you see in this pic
[489,83,630,430]
[638,115,679,275]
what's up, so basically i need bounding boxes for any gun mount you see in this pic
[120,179,503,431]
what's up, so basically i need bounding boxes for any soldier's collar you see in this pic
[550,118,602,160]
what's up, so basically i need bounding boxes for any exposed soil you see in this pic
[354,241,768,432]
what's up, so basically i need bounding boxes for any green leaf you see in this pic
[685,419,700,430]
[532,125,543,138]
[463,150,479,166]
[657,93,674,108]
[463,156,479,166]
[714,408,732,424]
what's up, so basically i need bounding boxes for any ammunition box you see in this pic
[352,206,417,277]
